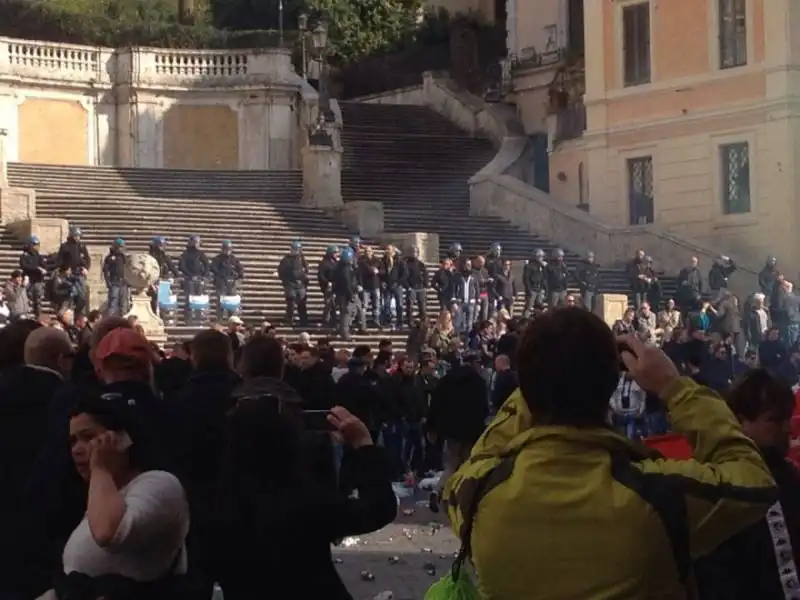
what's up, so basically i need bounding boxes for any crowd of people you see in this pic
[0,304,798,599]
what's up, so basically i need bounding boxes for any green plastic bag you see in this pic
[425,568,481,600]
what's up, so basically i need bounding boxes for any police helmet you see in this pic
[534,249,545,259]
[28,235,40,245]
[69,226,82,237]
[222,240,233,249]
[553,248,565,259]
[291,240,302,251]
[189,235,200,245]
[152,236,166,246]
[490,242,502,253]
[449,242,462,254]
[326,245,338,255]
[113,238,125,247]
[587,251,595,261]
[341,248,355,262]
[349,236,361,247]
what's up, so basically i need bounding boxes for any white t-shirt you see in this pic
[62,470,190,582]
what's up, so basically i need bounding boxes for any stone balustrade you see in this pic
[0,36,295,88]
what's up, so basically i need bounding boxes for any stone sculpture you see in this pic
[124,252,166,345]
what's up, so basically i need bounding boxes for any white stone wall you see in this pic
[0,37,310,170]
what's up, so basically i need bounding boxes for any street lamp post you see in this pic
[309,17,334,124]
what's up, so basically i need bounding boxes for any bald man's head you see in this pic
[24,327,74,378]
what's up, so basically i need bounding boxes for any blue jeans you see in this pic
[107,282,127,316]
[454,301,476,334]
[361,288,381,326]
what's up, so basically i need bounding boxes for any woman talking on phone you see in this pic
[45,397,190,600]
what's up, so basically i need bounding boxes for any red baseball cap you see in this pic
[95,328,154,366]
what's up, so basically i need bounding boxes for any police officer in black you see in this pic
[210,240,244,318]
[148,236,179,312]
[178,235,210,318]
[333,247,359,340]
[403,245,428,327]
[149,236,179,279]
[317,245,339,327]
[56,226,91,317]
[575,251,599,312]
[522,249,547,317]
[103,238,128,316]
[546,248,570,308]
[19,235,48,318]
[278,240,309,326]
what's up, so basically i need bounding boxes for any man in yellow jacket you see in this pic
[444,308,777,600]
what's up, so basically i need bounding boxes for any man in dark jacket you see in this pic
[357,246,382,328]
[759,256,780,306]
[380,245,405,330]
[494,259,516,313]
[677,255,704,312]
[708,255,736,301]
[148,236,179,313]
[627,249,649,310]
[696,369,800,600]
[19,235,49,319]
[317,246,339,327]
[56,226,91,317]
[102,238,127,316]
[432,257,454,310]
[334,248,360,340]
[403,246,428,327]
[392,356,428,476]
[426,353,488,511]
[575,251,599,312]
[522,249,547,317]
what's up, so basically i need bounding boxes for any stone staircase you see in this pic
[340,101,677,299]
[5,163,419,345]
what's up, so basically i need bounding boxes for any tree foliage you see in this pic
[309,0,424,63]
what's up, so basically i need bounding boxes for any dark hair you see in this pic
[219,397,304,507]
[181,340,192,355]
[87,310,102,323]
[0,320,42,370]
[517,307,619,427]
[239,334,284,379]
[727,368,795,422]
[353,345,371,359]
[191,329,232,371]
[10,269,22,278]
[68,395,162,472]
[374,350,393,368]
[378,339,392,349]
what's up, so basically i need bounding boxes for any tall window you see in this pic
[622,3,651,87]
[719,0,747,69]
[721,142,751,214]
[627,156,654,225]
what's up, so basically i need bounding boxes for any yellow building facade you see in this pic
[509,0,800,274]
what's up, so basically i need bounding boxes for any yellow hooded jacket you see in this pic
[444,378,778,600]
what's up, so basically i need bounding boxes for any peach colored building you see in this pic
[509,0,800,275]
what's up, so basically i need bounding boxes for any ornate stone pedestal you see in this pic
[125,293,167,346]
[124,253,167,346]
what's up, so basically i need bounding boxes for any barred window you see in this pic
[721,142,751,214]
[719,0,747,69]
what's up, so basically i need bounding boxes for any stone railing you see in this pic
[0,36,297,88]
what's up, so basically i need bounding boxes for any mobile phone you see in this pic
[303,410,336,432]
[116,431,133,451]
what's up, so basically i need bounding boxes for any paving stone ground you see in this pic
[334,489,460,600]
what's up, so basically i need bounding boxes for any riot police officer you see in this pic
[179,235,210,320]
[56,226,91,317]
[575,251,599,312]
[522,249,547,317]
[317,246,339,327]
[334,247,360,340]
[546,248,570,308]
[210,240,244,319]
[278,240,309,326]
[447,242,463,262]
[103,238,128,316]
[148,236,179,313]
[19,235,48,318]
